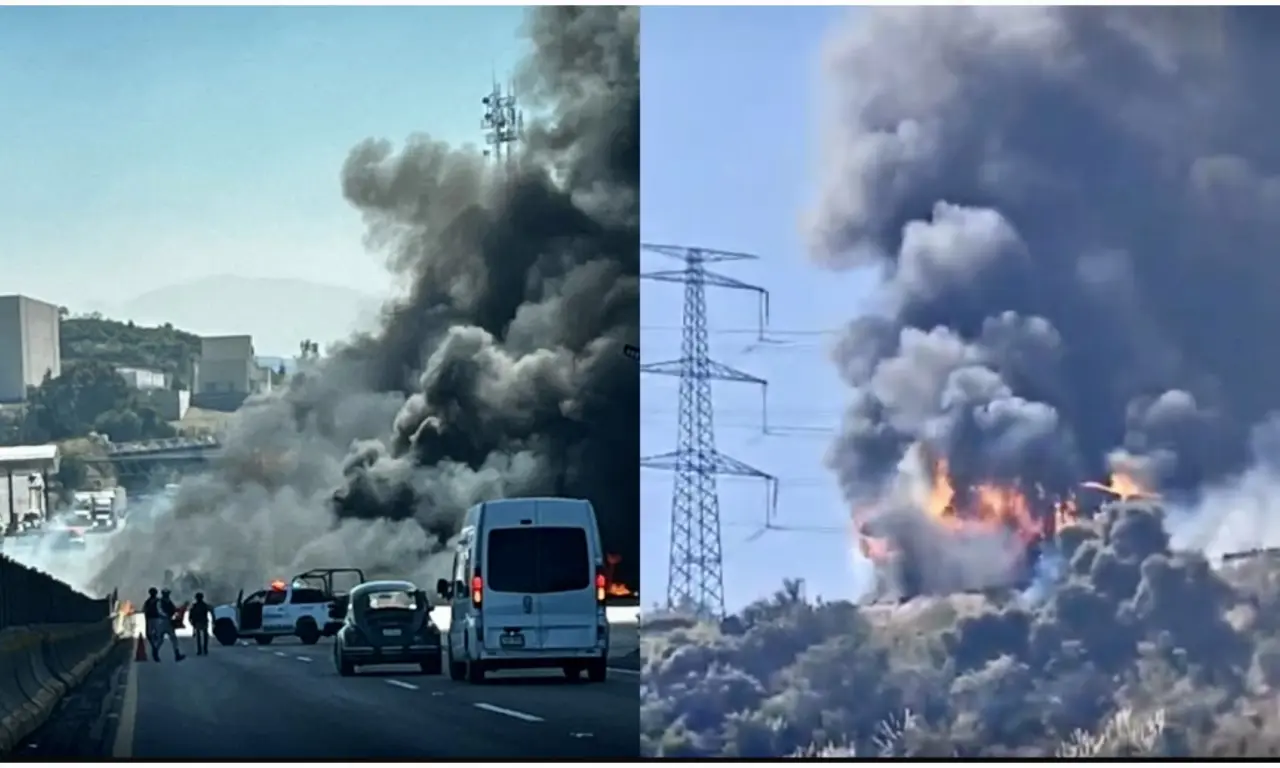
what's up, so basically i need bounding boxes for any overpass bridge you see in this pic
[79,436,224,478]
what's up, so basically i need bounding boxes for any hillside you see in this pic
[640,504,1280,758]
[61,315,200,386]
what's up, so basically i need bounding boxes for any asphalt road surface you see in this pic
[111,636,639,759]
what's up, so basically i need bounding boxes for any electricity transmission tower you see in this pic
[481,74,523,172]
[641,244,778,619]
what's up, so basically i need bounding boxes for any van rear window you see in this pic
[487,527,590,594]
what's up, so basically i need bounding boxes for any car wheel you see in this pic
[586,658,607,683]
[296,620,320,645]
[447,644,465,681]
[255,636,274,646]
[338,654,355,677]
[466,659,486,684]
[562,663,582,681]
[213,620,238,647]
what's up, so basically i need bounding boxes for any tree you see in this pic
[21,361,175,443]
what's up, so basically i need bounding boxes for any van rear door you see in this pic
[483,524,595,652]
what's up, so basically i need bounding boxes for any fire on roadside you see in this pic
[854,460,1159,565]
[604,553,635,598]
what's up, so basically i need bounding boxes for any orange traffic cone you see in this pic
[135,635,149,662]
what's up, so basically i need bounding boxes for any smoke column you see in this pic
[85,6,640,602]
[809,8,1280,593]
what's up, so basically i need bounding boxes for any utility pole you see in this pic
[641,244,777,620]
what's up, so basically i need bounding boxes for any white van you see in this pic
[437,497,610,684]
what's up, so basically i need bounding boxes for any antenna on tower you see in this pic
[481,69,523,171]
[641,244,778,620]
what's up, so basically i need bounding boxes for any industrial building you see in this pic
[138,388,190,421]
[0,295,61,404]
[196,335,256,395]
[192,334,273,412]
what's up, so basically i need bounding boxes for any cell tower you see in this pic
[481,74,523,171]
[641,244,777,620]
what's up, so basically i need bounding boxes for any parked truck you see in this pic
[75,487,127,533]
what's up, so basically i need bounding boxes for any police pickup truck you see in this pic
[212,568,364,647]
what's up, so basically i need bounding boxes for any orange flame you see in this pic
[603,553,635,598]
[920,459,1044,545]
[853,460,1157,564]
[1080,471,1160,501]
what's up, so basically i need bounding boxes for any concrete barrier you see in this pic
[0,618,126,755]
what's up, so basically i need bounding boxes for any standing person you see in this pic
[157,588,186,662]
[188,592,212,656]
[142,587,163,662]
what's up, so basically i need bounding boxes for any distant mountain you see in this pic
[104,276,386,358]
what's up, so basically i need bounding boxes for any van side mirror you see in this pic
[436,578,453,599]
[415,589,429,607]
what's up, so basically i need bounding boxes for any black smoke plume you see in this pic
[808,8,1280,593]
[87,6,639,602]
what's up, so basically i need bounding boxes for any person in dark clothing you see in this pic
[188,592,213,656]
[157,588,185,662]
[142,587,163,662]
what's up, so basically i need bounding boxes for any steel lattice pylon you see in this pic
[641,244,777,619]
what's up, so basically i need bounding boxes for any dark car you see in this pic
[333,580,442,677]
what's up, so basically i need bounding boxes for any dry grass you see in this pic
[1056,708,1166,758]
[792,707,1167,759]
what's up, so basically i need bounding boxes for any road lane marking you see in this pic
[608,667,640,676]
[274,651,287,657]
[111,660,139,758]
[296,656,312,662]
[474,702,544,723]
[386,679,418,691]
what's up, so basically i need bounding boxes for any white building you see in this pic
[0,295,61,403]
[117,366,168,391]
[196,335,255,395]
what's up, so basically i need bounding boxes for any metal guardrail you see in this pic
[104,436,220,457]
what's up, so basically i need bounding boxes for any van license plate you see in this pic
[500,633,525,648]
[383,628,402,637]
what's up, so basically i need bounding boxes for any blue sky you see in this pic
[640,7,878,610]
[0,6,527,311]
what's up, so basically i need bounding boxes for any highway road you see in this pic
[110,634,639,759]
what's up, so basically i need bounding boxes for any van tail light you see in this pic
[471,572,483,609]
[595,568,607,605]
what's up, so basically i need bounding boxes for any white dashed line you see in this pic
[386,679,418,691]
[296,656,312,662]
[274,651,287,657]
[474,702,544,723]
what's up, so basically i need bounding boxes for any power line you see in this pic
[642,325,838,337]
[640,243,778,620]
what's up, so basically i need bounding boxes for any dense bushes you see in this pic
[641,503,1280,757]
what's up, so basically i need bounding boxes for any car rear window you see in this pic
[358,590,418,612]
[486,526,590,594]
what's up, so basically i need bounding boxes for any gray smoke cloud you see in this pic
[810,8,1280,594]
[87,6,639,603]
